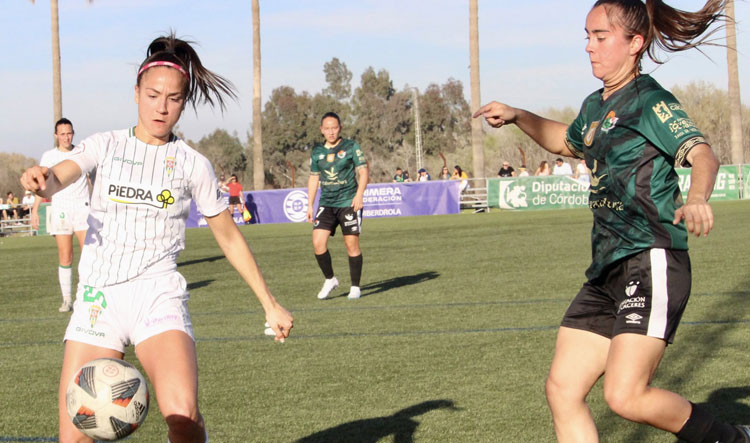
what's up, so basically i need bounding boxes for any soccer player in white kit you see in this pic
[21,33,293,443]
[32,118,90,313]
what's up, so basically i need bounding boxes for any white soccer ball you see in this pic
[65,358,149,441]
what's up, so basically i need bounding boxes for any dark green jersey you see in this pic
[565,75,706,280]
[310,138,367,207]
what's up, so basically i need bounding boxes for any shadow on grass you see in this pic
[178,255,225,268]
[187,280,214,291]
[328,271,440,299]
[296,399,459,443]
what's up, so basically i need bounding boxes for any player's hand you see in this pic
[20,166,50,193]
[472,101,517,128]
[306,207,314,223]
[30,212,40,230]
[673,197,714,237]
[265,304,294,343]
[351,194,364,212]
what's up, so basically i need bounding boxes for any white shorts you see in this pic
[47,205,90,235]
[64,272,194,353]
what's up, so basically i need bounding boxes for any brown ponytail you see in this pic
[137,31,237,111]
[593,0,727,67]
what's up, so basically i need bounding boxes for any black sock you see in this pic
[315,251,334,279]
[348,254,363,287]
[676,402,745,443]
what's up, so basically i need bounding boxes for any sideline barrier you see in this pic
[186,180,461,227]
[489,164,748,211]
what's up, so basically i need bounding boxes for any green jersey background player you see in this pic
[473,1,750,442]
[306,112,369,300]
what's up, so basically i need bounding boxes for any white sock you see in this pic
[59,265,72,301]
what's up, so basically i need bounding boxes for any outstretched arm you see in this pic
[20,159,83,199]
[673,144,719,237]
[205,210,293,341]
[473,101,573,157]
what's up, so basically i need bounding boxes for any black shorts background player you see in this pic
[306,112,369,300]
[474,1,750,442]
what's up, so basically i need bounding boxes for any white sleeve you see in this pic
[190,155,227,217]
[68,133,108,176]
[39,151,54,168]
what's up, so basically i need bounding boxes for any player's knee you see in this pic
[603,383,640,421]
[545,373,573,406]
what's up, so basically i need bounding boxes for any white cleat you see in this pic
[316,277,339,300]
[263,322,276,336]
[58,300,73,313]
[347,286,361,300]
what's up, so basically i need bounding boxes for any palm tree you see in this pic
[30,0,92,139]
[726,0,744,166]
[469,0,485,178]
[252,0,265,190]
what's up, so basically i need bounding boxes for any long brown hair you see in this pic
[593,0,727,70]
[137,32,237,111]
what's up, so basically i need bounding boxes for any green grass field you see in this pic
[1,201,749,442]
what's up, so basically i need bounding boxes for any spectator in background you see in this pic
[552,157,573,176]
[438,166,451,180]
[20,190,35,218]
[403,170,412,182]
[217,174,229,193]
[575,159,591,184]
[497,161,516,177]
[450,165,469,192]
[417,168,431,181]
[226,174,245,219]
[518,165,530,177]
[393,168,405,183]
[535,160,551,176]
[3,191,19,220]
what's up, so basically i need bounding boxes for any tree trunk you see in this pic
[252,0,265,190]
[51,0,63,130]
[726,0,744,166]
[469,0,484,178]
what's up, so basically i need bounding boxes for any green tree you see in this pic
[323,57,353,102]
[193,130,247,182]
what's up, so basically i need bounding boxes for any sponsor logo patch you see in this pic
[652,100,673,123]
[625,313,643,324]
[105,179,176,210]
[584,121,599,146]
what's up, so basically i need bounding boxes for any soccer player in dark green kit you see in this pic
[307,112,369,300]
[474,1,749,442]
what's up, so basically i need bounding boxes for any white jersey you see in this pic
[40,146,91,210]
[69,128,227,287]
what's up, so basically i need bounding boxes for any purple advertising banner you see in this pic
[186,180,460,228]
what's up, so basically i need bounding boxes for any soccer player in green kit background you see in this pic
[307,112,369,300]
[474,0,750,442]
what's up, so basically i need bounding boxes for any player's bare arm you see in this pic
[673,143,719,238]
[473,101,573,157]
[306,173,320,223]
[20,159,83,199]
[351,166,369,212]
[205,210,293,341]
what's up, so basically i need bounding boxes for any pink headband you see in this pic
[137,61,190,80]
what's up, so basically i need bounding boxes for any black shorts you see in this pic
[313,206,362,236]
[228,196,241,205]
[561,248,691,344]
